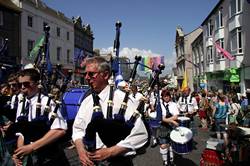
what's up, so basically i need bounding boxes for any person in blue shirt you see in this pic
[213,93,230,146]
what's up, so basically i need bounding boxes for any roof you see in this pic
[201,0,224,26]
[0,0,22,12]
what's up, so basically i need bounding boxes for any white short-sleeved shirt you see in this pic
[72,85,148,155]
[16,94,67,130]
[177,95,198,113]
[129,92,144,107]
[161,100,179,117]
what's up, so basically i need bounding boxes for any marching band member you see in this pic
[8,73,21,122]
[12,68,69,166]
[159,89,179,166]
[72,56,148,166]
[177,87,198,117]
[129,84,144,107]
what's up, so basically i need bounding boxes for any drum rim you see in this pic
[177,117,190,120]
[170,127,193,144]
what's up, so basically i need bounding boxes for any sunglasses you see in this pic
[9,83,18,88]
[83,71,100,78]
[18,81,33,88]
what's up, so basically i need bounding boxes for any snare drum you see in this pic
[170,127,193,154]
[177,117,190,128]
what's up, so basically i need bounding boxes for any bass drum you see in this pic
[61,87,90,141]
[62,87,90,121]
[170,127,193,154]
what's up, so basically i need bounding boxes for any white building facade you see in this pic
[12,0,74,70]
[201,0,250,93]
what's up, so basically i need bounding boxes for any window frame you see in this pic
[230,0,242,17]
[216,39,225,60]
[57,27,61,37]
[230,27,243,54]
[215,8,223,30]
[207,46,213,63]
[27,15,33,27]
[67,49,70,63]
[27,40,35,56]
[57,47,61,61]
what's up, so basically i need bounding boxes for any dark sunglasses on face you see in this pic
[9,83,18,88]
[83,71,100,78]
[18,81,33,88]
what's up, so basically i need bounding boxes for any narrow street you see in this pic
[64,116,212,166]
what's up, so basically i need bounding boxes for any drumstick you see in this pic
[176,127,184,136]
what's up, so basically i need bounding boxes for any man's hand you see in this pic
[14,144,34,158]
[78,149,94,166]
[12,154,23,166]
[75,139,94,166]
[88,148,112,161]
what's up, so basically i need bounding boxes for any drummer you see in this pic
[177,87,198,122]
[159,89,179,166]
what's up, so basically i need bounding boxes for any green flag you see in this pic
[28,36,45,59]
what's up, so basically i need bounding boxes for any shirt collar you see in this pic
[98,85,110,102]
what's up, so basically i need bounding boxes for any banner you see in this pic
[140,56,164,71]
[215,42,235,61]
[181,70,188,91]
[28,36,45,59]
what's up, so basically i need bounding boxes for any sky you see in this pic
[43,0,219,75]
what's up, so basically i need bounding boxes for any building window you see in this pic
[206,20,213,37]
[0,11,3,26]
[230,0,242,17]
[67,49,70,63]
[27,16,33,27]
[67,32,70,40]
[207,46,213,63]
[216,39,225,59]
[27,40,34,56]
[57,27,60,37]
[230,27,243,54]
[215,8,223,30]
[57,47,61,61]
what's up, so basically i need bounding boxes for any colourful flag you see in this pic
[215,42,235,61]
[181,70,188,91]
[28,36,45,59]
[144,56,150,71]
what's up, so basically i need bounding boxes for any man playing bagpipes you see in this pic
[12,68,69,166]
[72,56,148,166]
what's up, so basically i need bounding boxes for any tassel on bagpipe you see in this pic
[83,56,142,150]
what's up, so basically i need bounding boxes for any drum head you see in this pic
[170,127,193,144]
[177,117,190,121]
